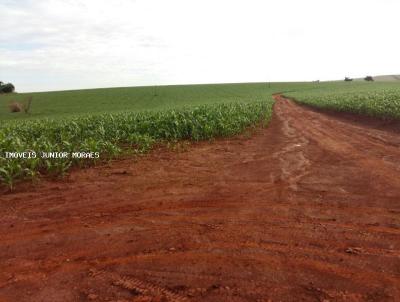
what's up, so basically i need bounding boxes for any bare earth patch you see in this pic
[1,96,400,301]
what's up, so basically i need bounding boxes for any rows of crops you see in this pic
[0,82,314,121]
[2,81,399,189]
[286,82,400,120]
[0,100,273,189]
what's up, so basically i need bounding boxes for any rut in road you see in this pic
[272,97,311,190]
[1,95,400,302]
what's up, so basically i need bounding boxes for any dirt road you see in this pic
[1,96,400,302]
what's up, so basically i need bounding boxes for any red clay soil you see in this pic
[1,95,400,302]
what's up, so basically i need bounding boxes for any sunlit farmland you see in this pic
[0,82,314,121]
[1,80,400,189]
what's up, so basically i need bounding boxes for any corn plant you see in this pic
[0,100,273,189]
[287,83,400,120]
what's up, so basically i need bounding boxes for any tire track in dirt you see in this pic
[272,97,311,190]
[277,95,400,195]
[112,274,190,302]
[1,96,400,301]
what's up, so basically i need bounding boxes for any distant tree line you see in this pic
[344,76,374,82]
[0,81,15,93]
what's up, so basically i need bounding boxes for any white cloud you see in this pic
[1,0,399,92]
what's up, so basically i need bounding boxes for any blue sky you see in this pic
[1,0,400,92]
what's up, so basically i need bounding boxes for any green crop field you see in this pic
[1,81,399,189]
[0,82,315,121]
[0,100,275,189]
[286,82,400,120]
[2,82,315,189]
